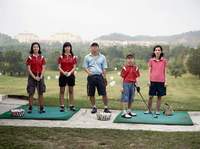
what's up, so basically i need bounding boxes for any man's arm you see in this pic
[84,68,92,76]
[83,56,92,76]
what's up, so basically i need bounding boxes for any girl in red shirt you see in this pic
[26,42,46,113]
[58,42,77,112]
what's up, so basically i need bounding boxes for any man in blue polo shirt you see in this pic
[83,42,111,114]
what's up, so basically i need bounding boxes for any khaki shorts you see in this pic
[26,75,46,95]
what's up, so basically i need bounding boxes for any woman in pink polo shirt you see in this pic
[144,45,167,115]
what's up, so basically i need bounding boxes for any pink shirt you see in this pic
[148,57,167,82]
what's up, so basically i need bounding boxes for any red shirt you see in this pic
[26,54,46,74]
[121,65,140,83]
[148,57,167,82]
[58,54,77,74]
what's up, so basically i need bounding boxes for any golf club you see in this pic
[36,72,41,113]
[135,86,158,118]
[66,85,69,110]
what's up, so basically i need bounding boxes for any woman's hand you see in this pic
[147,81,151,87]
[35,76,40,81]
[164,82,168,87]
[64,71,69,76]
[67,71,72,77]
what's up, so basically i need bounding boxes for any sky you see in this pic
[0,0,200,40]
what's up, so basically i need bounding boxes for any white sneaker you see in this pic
[155,111,160,115]
[121,113,132,118]
[144,110,152,114]
[128,112,137,117]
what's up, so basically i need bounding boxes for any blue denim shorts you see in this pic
[121,82,136,103]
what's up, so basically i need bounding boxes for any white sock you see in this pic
[127,109,131,113]
[104,106,108,109]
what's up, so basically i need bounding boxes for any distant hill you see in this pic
[97,33,134,41]
[1,30,200,47]
[95,31,200,47]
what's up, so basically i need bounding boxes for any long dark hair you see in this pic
[29,42,41,54]
[151,45,164,59]
[62,42,74,56]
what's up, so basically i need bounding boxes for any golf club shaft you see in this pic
[137,90,157,118]
[66,85,69,109]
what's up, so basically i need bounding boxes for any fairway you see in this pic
[0,70,200,111]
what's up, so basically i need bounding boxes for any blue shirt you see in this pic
[83,53,108,75]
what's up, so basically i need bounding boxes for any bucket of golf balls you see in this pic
[10,109,25,117]
[96,112,111,121]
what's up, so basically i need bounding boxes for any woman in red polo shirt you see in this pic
[58,42,77,112]
[144,45,167,115]
[26,42,46,113]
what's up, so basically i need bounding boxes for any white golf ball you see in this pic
[55,75,59,79]
[109,76,114,80]
[109,81,116,87]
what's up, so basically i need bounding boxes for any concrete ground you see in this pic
[0,97,200,132]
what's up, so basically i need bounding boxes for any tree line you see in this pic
[0,42,200,79]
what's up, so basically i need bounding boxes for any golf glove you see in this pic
[136,86,140,92]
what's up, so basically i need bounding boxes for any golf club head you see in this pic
[153,115,158,118]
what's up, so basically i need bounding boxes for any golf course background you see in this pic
[0,34,200,149]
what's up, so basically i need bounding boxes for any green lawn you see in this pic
[0,70,200,111]
[0,126,199,149]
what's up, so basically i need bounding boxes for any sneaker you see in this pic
[144,110,152,114]
[60,106,65,112]
[128,111,137,117]
[104,108,111,113]
[121,113,132,119]
[69,105,76,111]
[91,107,97,114]
[155,111,160,115]
[27,106,32,113]
[39,107,46,113]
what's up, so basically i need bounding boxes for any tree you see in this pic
[186,48,200,79]
[169,54,187,78]
[4,50,25,76]
[46,51,60,70]
[0,51,5,74]
[169,63,186,78]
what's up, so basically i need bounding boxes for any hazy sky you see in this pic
[0,0,200,40]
